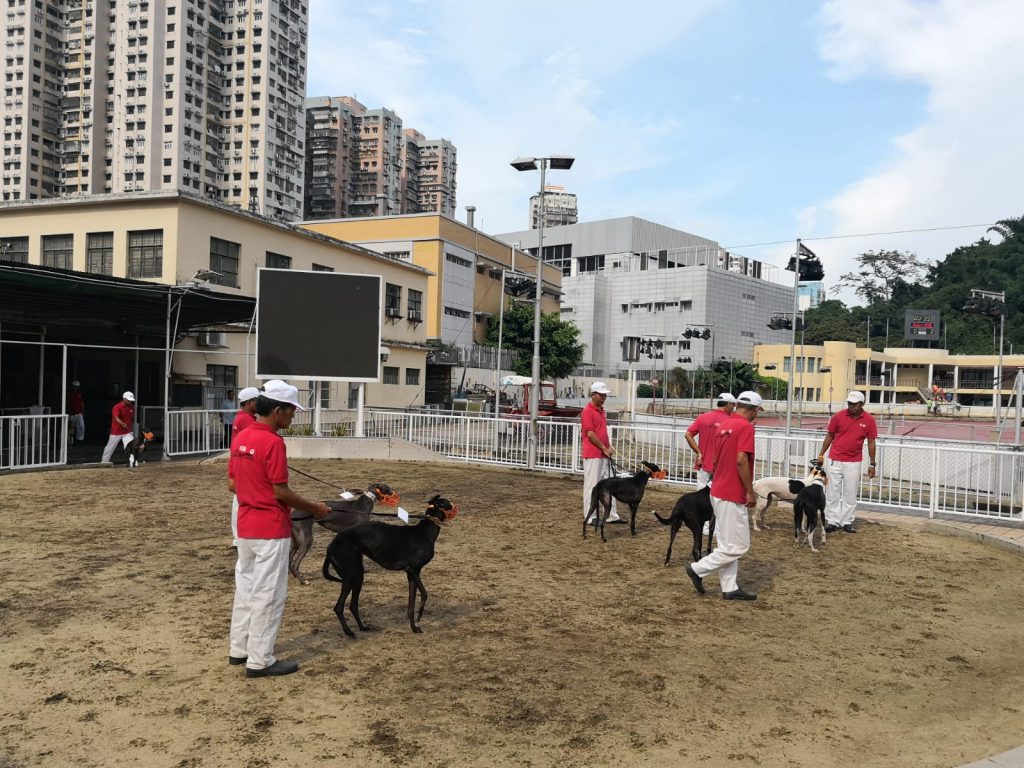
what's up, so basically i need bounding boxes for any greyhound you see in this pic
[289,482,398,584]
[654,485,717,565]
[322,495,456,636]
[126,431,153,469]
[584,461,666,541]
[793,467,828,552]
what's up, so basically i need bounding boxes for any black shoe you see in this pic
[607,519,627,525]
[228,655,247,666]
[824,523,840,533]
[723,589,757,601]
[245,660,298,678]
[685,564,706,595]
[842,524,857,533]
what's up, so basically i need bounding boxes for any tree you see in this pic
[484,301,586,380]
[831,249,928,305]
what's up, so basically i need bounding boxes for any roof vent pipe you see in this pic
[465,205,476,228]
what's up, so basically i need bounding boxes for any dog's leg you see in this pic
[794,506,802,547]
[690,523,702,564]
[348,559,370,633]
[629,503,640,536]
[408,569,427,632]
[806,515,818,553]
[332,559,356,638]
[819,510,827,547]
[665,519,681,566]
[583,491,599,539]
[289,518,315,584]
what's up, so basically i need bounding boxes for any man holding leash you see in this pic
[100,391,135,464]
[228,386,262,546]
[685,390,762,601]
[227,379,330,678]
[817,390,877,534]
[684,392,736,488]
[581,381,624,524]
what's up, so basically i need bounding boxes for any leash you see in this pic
[288,464,349,491]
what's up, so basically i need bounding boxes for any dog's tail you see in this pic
[653,510,675,525]
[322,551,344,583]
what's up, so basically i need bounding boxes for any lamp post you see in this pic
[763,363,778,405]
[511,155,574,470]
[493,242,522,419]
[682,325,715,406]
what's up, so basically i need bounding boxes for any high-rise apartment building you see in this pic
[1,0,308,222]
[303,96,456,220]
[529,185,577,229]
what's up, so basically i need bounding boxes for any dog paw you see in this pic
[342,628,356,638]
[411,626,423,634]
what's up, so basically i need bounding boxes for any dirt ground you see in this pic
[2,459,1024,768]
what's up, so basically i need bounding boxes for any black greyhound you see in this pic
[126,431,153,468]
[289,482,398,584]
[654,485,716,565]
[322,495,456,636]
[793,467,828,552]
[584,461,665,541]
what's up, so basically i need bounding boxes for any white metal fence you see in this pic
[0,413,67,470]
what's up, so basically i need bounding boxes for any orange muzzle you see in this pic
[378,492,400,507]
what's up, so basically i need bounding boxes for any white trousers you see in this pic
[230,537,290,671]
[824,459,861,526]
[231,495,240,546]
[69,413,85,441]
[582,457,620,521]
[101,433,131,463]
[696,469,712,490]
[692,498,750,594]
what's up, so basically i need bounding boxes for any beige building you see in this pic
[754,340,1024,410]
[529,185,577,229]
[0,191,431,417]
[302,97,457,220]
[1,0,308,222]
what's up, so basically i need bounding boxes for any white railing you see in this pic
[164,409,235,455]
[0,413,67,470]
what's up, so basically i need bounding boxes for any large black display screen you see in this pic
[256,269,381,381]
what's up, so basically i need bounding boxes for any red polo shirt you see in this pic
[232,409,256,437]
[228,422,290,539]
[686,409,729,470]
[69,390,85,415]
[709,414,755,505]
[110,401,134,436]
[825,409,878,462]
[580,401,610,459]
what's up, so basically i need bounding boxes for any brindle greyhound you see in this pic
[322,495,456,636]
[289,483,397,584]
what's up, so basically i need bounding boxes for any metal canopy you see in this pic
[0,262,255,333]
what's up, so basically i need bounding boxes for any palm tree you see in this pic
[987,214,1024,241]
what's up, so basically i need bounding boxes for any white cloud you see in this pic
[812,0,1024,303]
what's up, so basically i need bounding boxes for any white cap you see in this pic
[736,391,763,409]
[590,381,611,395]
[716,392,736,403]
[846,390,866,403]
[238,386,261,403]
[71,380,80,387]
[262,379,305,410]
[122,391,135,402]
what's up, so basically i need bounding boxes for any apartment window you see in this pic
[405,368,420,386]
[266,251,290,269]
[206,364,238,390]
[385,283,401,317]
[0,236,28,263]
[42,233,73,269]
[127,229,163,278]
[382,366,399,385]
[444,306,470,319]
[87,231,113,275]
[311,263,334,272]
[209,237,239,287]
[407,289,423,321]
[577,254,605,273]
[445,252,472,268]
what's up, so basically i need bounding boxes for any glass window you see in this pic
[311,263,334,272]
[128,229,163,278]
[0,236,29,263]
[385,283,401,316]
[209,237,239,287]
[382,366,399,385]
[42,233,73,269]
[405,368,420,386]
[266,251,290,269]
[407,289,423,321]
[87,231,113,275]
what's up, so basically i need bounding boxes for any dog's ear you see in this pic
[788,479,806,494]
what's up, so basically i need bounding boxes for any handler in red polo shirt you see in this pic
[684,392,736,488]
[685,390,762,602]
[100,391,136,464]
[817,390,878,534]
[228,386,262,546]
[227,379,329,678]
[581,381,623,524]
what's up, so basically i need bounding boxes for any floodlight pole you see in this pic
[783,240,802,471]
[527,159,547,470]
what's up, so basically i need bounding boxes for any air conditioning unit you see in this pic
[385,307,402,318]
[197,330,227,348]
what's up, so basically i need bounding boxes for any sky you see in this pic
[306,0,1024,305]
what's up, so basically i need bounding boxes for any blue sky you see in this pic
[307,0,1024,304]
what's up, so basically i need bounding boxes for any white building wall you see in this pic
[439,241,475,348]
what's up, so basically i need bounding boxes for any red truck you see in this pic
[498,376,583,418]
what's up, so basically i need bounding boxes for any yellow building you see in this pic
[0,191,432,424]
[754,340,1024,412]
[300,213,562,348]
